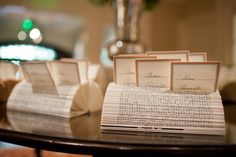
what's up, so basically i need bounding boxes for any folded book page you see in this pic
[7,61,104,117]
[101,83,225,135]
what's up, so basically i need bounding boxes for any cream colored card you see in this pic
[60,58,88,84]
[0,61,18,80]
[171,62,221,93]
[189,52,207,62]
[22,61,57,94]
[114,56,156,85]
[50,61,80,85]
[136,59,180,88]
[146,50,189,62]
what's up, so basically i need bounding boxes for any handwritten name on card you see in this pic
[50,61,80,85]
[171,62,221,93]
[136,59,180,88]
[189,52,207,62]
[146,50,189,62]
[114,56,156,85]
[22,62,57,94]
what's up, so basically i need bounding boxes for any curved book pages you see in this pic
[7,80,103,117]
[101,83,225,135]
[7,110,101,138]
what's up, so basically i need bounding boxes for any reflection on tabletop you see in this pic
[0,104,235,145]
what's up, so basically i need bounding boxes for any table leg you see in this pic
[35,148,41,157]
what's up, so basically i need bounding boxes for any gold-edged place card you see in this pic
[171,62,221,93]
[113,55,156,85]
[136,59,180,88]
[146,50,189,62]
[189,52,207,62]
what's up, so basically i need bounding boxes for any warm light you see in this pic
[33,35,43,44]
[29,28,41,40]
[17,31,27,41]
[116,41,123,47]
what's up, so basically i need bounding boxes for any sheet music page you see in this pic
[101,83,225,135]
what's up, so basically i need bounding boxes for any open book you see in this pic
[7,60,104,117]
[101,52,225,135]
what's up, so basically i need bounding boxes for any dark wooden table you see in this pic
[0,103,236,157]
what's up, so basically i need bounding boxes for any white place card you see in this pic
[146,50,189,62]
[0,61,18,80]
[60,58,88,84]
[171,62,221,93]
[50,61,80,85]
[189,52,207,62]
[22,61,57,94]
[114,55,156,85]
[136,59,180,88]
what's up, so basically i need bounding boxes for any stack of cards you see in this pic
[113,51,220,94]
[101,51,225,135]
[7,60,104,117]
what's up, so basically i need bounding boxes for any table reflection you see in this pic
[7,110,101,140]
[4,108,233,145]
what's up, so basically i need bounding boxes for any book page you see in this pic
[7,81,77,117]
[101,83,225,135]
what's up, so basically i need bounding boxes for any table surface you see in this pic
[0,103,236,157]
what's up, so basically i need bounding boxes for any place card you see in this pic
[146,50,189,62]
[113,55,156,85]
[171,62,221,93]
[60,58,88,83]
[189,52,207,62]
[0,61,18,80]
[22,61,57,94]
[50,61,80,85]
[136,59,180,88]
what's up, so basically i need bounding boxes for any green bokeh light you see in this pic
[21,19,33,31]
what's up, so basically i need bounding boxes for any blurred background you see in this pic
[0,0,235,64]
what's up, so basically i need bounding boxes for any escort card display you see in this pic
[7,60,104,117]
[101,51,225,135]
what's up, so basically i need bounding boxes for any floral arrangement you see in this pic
[89,0,160,11]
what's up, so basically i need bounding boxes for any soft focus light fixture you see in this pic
[17,31,27,41]
[0,44,57,61]
[21,18,33,31]
[29,28,41,40]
